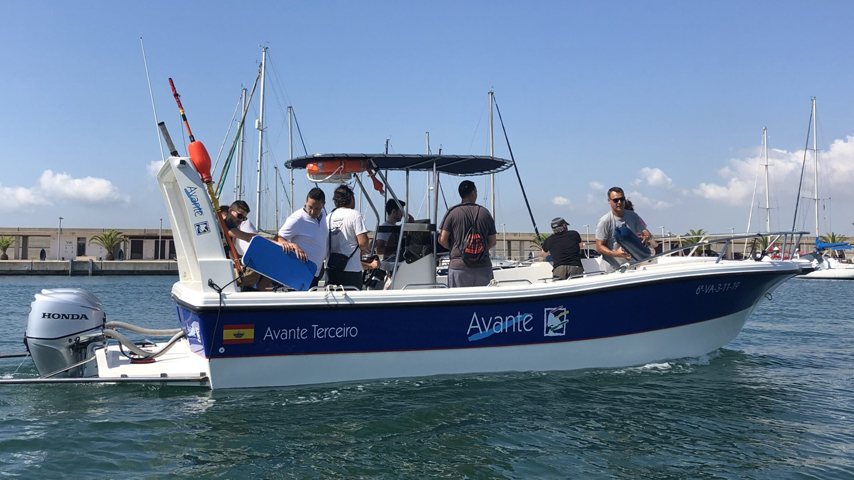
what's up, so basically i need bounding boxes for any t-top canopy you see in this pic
[285,153,513,176]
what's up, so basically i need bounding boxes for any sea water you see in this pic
[0,276,852,479]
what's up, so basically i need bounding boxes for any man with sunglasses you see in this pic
[595,187,652,273]
[222,200,259,255]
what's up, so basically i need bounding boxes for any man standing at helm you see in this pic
[595,186,652,273]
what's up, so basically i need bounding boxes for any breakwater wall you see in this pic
[0,260,178,276]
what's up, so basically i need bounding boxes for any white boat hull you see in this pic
[207,306,753,389]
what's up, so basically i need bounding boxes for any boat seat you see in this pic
[242,237,317,291]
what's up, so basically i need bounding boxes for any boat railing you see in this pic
[489,278,533,286]
[568,271,609,280]
[623,231,808,271]
[401,283,448,290]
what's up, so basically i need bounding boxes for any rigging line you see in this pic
[814,114,835,233]
[493,95,540,237]
[467,98,488,154]
[211,94,243,174]
[276,167,293,210]
[214,64,263,196]
[745,158,760,233]
[291,109,310,156]
[791,105,813,231]
[139,37,165,162]
[263,77,290,147]
[265,52,294,109]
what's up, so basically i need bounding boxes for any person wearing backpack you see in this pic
[438,180,497,288]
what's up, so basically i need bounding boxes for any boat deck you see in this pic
[95,339,210,387]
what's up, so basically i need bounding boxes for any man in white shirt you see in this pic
[276,187,328,288]
[235,219,258,258]
[326,185,378,289]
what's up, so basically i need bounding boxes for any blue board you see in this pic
[615,226,651,262]
[242,237,317,291]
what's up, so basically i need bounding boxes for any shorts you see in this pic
[448,266,494,288]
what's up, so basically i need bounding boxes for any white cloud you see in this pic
[636,167,674,188]
[589,181,604,191]
[626,190,672,210]
[690,138,852,206]
[147,161,164,177]
[0,183,51,209]
[38,170,129,204]
[552,196,570,206]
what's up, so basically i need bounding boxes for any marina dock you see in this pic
[0,260,178,276]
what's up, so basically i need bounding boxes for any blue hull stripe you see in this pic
[175,271,787,359]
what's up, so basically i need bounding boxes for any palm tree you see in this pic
[0,236,15,260]
[680,229,708,256]
[89,230,128,260]
[680,229,707,246]
[530,233,551,251]
[819,232,850,259]
[819,232,848,244]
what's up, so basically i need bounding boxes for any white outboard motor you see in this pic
[26,288,107,378]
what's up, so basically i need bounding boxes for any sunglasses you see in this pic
[610,197,626,204]
[233,211,248,220]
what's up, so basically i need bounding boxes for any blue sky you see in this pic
[2,1,853,237]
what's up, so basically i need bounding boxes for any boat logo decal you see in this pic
[41,312,89,320]
[544,306,568,337]
[186,321,201,343]
[467,312,534,342]
[183,186,204,217]
[223,324,254,344]
[194,221,210,236]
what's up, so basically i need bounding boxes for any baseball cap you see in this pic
[550,217,568,229]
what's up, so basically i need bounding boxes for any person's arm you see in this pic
[357,232,371,254]
[486,234,497,250]
[228,228,255,244]
[374,239,387,256]
[640,229,653,246]
[438,230,451,249]
[274,235,299,257]
[540,249,548,259]
[361,258,380,270]
[596,239,631,259]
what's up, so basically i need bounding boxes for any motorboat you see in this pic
[5,150,804,390]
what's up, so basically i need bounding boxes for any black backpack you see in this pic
[461,207,486,266]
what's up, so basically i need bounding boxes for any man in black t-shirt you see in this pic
[541,217,584,280]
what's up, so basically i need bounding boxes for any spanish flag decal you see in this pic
[223,324,254,344]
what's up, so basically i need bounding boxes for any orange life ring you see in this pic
[307,160,367,176]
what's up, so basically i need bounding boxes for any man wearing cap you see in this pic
[541,217,584,280]
[595,186,652,273]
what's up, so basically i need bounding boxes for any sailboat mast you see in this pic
[812,97,818,237]
[763,127,771,232]
[235,88,247,200]
[426,131,431,218]
[274,165,279,228]
[255,46,268,228]
[488,90,495,215]
[288,106,294,214]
